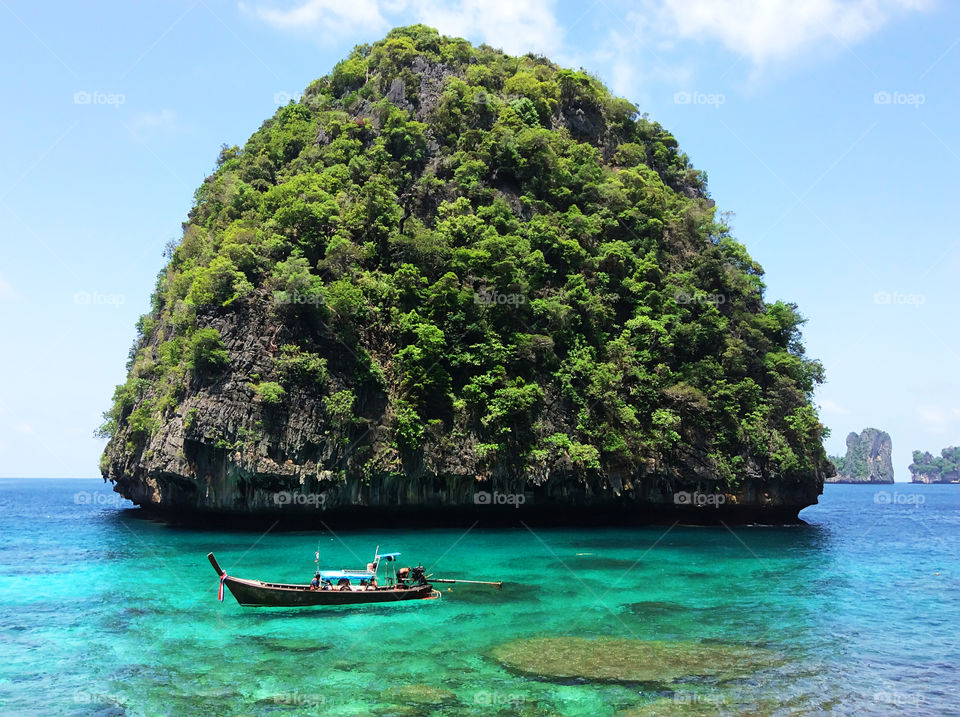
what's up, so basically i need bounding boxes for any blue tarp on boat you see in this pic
[318,570,374,581]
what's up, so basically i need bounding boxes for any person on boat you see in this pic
[321,580,332,591]
[310,573,321,590]
[359,576,378,590]
[337,577,351,591]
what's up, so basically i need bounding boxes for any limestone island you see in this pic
[910,447,960,483]
[98,26,833,526]
[826,428,894,484]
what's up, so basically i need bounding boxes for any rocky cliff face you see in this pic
[104,290,824,525]
[99,26,831,525]
[826,428,894,483]
[909,447,960,483]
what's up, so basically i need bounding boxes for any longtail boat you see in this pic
[207,548,500,608]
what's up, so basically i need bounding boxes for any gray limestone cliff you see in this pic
[826,428,894,484]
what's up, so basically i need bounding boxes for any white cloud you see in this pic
[245,0,560,55]
[657,0,932,65]
[408,0,560,56]
[0,272,17,300]
[130,109,178,131]
[243,0,932,100]
[820,399,850,415]
[244,0,390,34]
[917,405,960,433]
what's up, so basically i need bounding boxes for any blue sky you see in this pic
[0,0,957,480]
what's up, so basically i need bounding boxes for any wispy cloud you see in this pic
[656,0,933,66]
[578,23,694,99]
[242,0,931,92]
[0,273,18,300]
[917,405,960,433]
[242,0,390,34]
[244,0,561,55]
[407,0,560,56]
[820,399,850,415]
[130,109,178,131]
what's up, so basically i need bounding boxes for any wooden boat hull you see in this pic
[208,553,437,607]
[223,576,436,607]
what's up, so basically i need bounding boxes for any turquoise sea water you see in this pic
[0,479,957,716]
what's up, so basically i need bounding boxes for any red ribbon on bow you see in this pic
[218,574,227,602]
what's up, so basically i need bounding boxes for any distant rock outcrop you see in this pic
[826,428,894,483]
[909,447,960,483]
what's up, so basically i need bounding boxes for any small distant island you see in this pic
[827,428,894,483]
[909,446,960,483]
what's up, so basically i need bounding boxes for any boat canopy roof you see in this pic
[319,570,374,581]
[378,552,400,561]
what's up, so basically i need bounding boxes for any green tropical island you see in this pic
[98,25,834,524]
[5,9,960,716]
[910,446,960,483]
[826,427,894,484]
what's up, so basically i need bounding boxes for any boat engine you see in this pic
[410,565,427,585]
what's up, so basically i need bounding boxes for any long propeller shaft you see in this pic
[431,578,503,589]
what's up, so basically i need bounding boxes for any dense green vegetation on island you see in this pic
[827,455,848,476]
[100,25,830,508]
[910,446,960,483]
